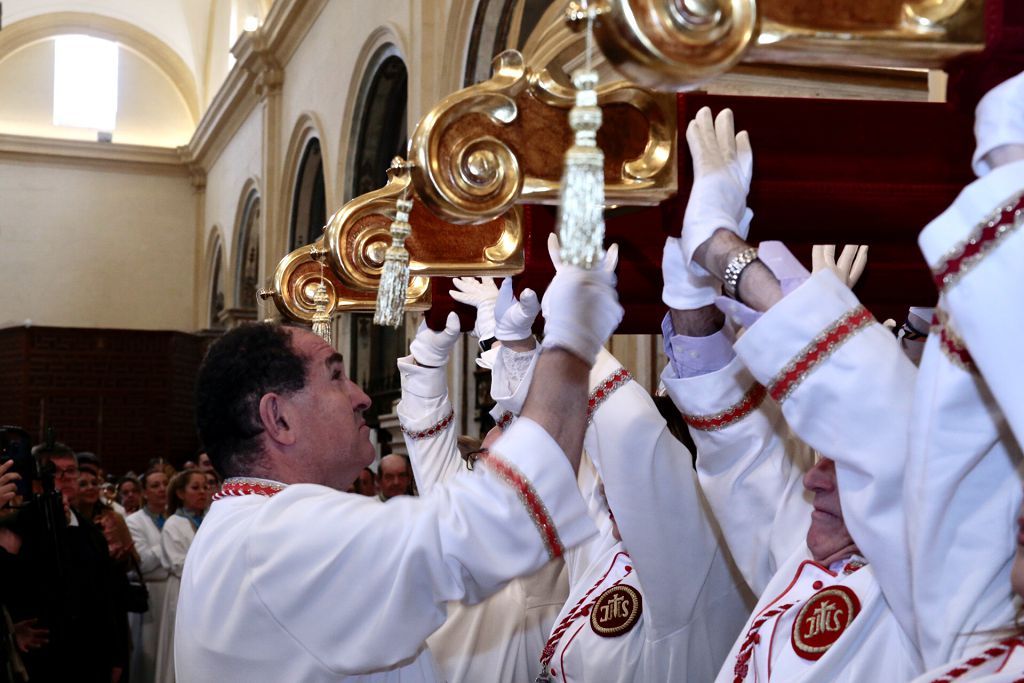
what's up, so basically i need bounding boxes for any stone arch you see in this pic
[229,181,262,323]
[204,226,228,330]
[282,113,328,251]
[0,12,199,123]
[339,29,409,203]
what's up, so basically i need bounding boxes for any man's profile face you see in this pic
[379,455,410,500]
[803,457,857,563]
[286,328,374,490]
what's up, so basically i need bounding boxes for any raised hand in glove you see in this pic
[812,244,868,289]
[410,311,461,368]
[494,278,540,341]
[547,232,619,274]
[663,204,753,311]
[973,70,1024,176]
[449,277,499,340]
[542,234,623,366]
[680,107,753,271]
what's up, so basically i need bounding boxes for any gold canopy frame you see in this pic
[579,0,985,91]
[408,49,678,225]
[324,161,525,292]
[261,239,431,323]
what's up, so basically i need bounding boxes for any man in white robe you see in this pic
[663,106,924,682]
[396,286,569,683]
[173,263,622,682]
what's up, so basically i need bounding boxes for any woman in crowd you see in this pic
[77,460,113,522]
[156,468,208,683]
[117,475,142,515]
[126,468,170,683]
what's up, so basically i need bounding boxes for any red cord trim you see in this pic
[768,306,873,403]
[400,408,455,441]
[932,192,1024,293]
[683,383,767,432]
[586,368,633,424]
[477,452,563,561]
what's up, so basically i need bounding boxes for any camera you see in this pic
[0,426,34,503]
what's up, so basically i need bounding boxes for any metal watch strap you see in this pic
[722,247,759,299]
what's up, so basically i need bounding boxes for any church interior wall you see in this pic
[200,106,264,314]
[0,39,195,146]
[0,155,197,330]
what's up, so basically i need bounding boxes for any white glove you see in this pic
[680,107,753,271]
[494,278,540,341]
[662,236,719,309]
[541,254,623,366]
[811,244,868,288]
[973,71,1024,176]
[409,311,461,368]
[547,233,619,274]
[449,277,499,340]
[662,205,752,310]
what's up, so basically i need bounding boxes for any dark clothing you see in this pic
[14,512,129,683]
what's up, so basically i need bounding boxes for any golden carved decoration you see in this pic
[582,0,985,90]
[409,49,676,224]
[581,0,758,92]
[265,240,430,322]
[325,163,526,290]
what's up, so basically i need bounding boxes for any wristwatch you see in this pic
[723,247,759,300]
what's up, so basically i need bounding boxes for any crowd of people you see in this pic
[0,443,223,682]
[1,69,1022,682]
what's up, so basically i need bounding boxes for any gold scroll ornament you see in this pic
[325,159,525,291]
[260,239,431,323]
[408,49,677,225]
[581,0,983,91]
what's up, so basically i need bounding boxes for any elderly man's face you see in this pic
[285,328,374,490]
[803,457,858,564]
[379,455,410,500]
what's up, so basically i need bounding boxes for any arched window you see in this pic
[289,138,327,251]
[208,241,227,330]
[234,189,261,316]
[463,0,549,86]
[349,50,408,199]
[346,46,410,420]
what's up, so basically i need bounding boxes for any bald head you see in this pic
[379,454,411,500]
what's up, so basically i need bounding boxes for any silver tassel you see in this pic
[311,280,332,343]
[373,194,414,327]
[557,7,605,270]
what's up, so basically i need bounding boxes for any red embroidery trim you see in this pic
[539,555,633,671]
[496,411,514,430]
[932,192,1024,293]
[733,602,796,682]
[768,306,874,403]
[477,452,563,561]
[683,383,767,432]
[586,368,633,424]
[933,310,976,373]
[212,478,287,501]
[400,408,455,441]
[929,637,1024,682]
